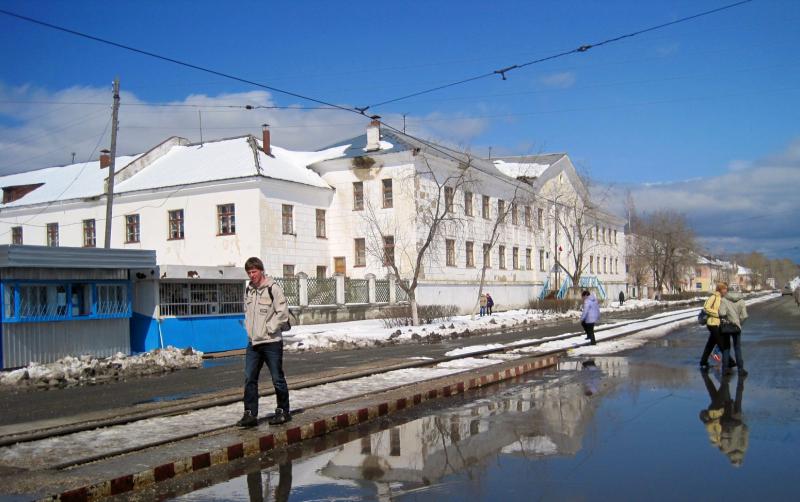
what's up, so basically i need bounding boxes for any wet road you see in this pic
[163,296,799,501]
[0,306,674,426]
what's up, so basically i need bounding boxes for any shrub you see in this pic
[378,304,459,328]
[527,298,581,314]
[658,292,707,301]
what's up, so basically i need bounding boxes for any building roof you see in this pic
[0,244,156,269]
[492,154,566,180]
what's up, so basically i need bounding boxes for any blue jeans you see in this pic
[244,340,289,416]
[479,306,486,316]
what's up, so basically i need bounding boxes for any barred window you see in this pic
[46,223,59,247]
[466,241,474,267]
[282,204,293,235]
[353,182,364,211]
[168,210,184,240]
[382,179,393,208]
[446,239,456,267]
[316,209,326,238]
[217,204,235,235]
[125,214,140,243]
[159,282,245,317]
[355,238,366,267]
[11,226,22,245]
[83,219,96,247]
[464,191,473,216]
[96,284,128,315]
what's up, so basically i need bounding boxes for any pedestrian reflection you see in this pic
[699,373,749,466]
[582,359,602,396]
[247,459,293,502]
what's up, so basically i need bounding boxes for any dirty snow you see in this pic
[0,347,202,389]
[445,344,505,357]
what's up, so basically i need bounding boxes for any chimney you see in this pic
[366,116,381,151]
[99,149,111,169]
[261,124,271,156]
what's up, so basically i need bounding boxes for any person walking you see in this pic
[618,290,625,307]
[720,290,748,376]
[486,293,494,315]
[479,293,487,317]
[580,290,600,345]
[237,257,292,428]
[700,283,728,371]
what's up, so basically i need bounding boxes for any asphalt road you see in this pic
[0,304,690,426]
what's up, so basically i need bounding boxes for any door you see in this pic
[334,257,346,275]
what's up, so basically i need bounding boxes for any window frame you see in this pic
[281,204,294,235]
[353,181,364,211]
[354,238,366,267]
[383,235,395,266]
[83,219,96,247]
[46,222,59,247]
[216,203,236,236]
[466,241,475,268]
[498,245,506,269]
[167,210,184,241]
[482,195,490,219]
[125,214,140,244]
[464,191,473,217]
[316,208,327,238]
[444,186,454,213]
[445,238,456,267]
[382,179,393,208]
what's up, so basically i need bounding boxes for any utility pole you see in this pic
[104,77,120,249]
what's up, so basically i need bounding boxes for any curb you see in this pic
[45,354,559,501]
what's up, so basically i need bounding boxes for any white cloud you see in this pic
[538,71,576,89]
[0,82,489,175]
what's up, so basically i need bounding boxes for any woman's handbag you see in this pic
[720,319,741,335]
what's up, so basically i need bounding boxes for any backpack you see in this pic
[697,310,709,326]
[267,285,292,331]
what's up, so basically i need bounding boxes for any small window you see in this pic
[355,238,366,267]
[283,265,295,278]
[526,248,532,270]
[83,219,96,247]
[482,195,490,219]
[316,209,326,238]
[498,245,506,269]
[383,236,395,266]
[97,284,128,315]
[71,283,92,316]
[11,226,22,245]
[217,204,235,235]
[316,266,327,279]
[590,255,594,273]
[444,186,454,213]
[525,206,531,228]
[614,230,618,244]
[46,223,59,247]
[168,210,184,240]
[125,214,140,243]
[382,179,393,208]
[512,247,519,269]
[446,239,456,267]
[603,257,607,274]
[498,200,506,222]
[466,241,474,267]
[615,258,619,274]
[511,203,518,225]
[537,208,544,229]
[282,204,294,235]
[353,182,364,211]
[597,256,601,273]
[464,191,473,217]
[539,249,546,272]
[483,243,491,268]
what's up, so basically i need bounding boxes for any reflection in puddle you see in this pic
[700,372,748,467]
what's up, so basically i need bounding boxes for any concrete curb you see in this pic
[44,354,559,502]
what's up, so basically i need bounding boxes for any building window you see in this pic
[316,209,326,238]
[511,204,518,225]
[615,258,619,274]
[614,230,618,244]
[539,249,546,272]
[537,207,544,229]
[526,248,532,270]
[525,206,531,228]
[316,266,327,279]
[83,219,96,247]
[498,200,505,222]
[597,256,601,274]
[355,238,366,267]
[168,210,184,240]
[482,195,490,219]
[11,226,22,245]
[603,257,607,274]
[46,223,59,247]
[281,204,294,235]
[353,181,364,211]
[383,236,395,266]
[158,282,245,317]
[444,186,454,213]
[466,241,475,267]
[589,255,594,273]
[217,204,235,235]
[498,245,506,269]
[483,243,491,268]
[512,247,519,269]
[382,179,393,208]
[464,191,473,216]
[446,239,456,267]
[283,265,295,278]
[125,215,140,243]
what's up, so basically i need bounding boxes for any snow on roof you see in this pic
[492,159,550,179]
[737,265,752,275]
[0,154,141,208]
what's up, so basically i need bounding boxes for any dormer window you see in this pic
[2,183,44,204]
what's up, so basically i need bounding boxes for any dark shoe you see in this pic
[236,410,257,428]
[268,408,291,426]
[738,369,748,377]
[723,368,735,376]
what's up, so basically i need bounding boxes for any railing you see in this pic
[273,277,299,306]
[345,278,369,304]
[395,280,409,303]
[308,277,336,305]
[375,279,390,303]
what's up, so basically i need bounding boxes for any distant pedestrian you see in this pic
[237,257,292,428]
[794,287,800,308]
[700,282,729,372]
[619,291,625,306]
[580,290,600,345]
[720,290,748,376]
[479,293,487,317]
[486,293,494,315]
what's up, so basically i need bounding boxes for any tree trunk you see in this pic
[409,291,420,326]
[471,265,489,320]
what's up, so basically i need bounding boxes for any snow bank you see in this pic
[789,277,800,291]
[0,347,203,389]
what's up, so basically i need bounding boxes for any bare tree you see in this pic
[637,210,697,296]
[361,155,474,326]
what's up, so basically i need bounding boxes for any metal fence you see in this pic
[395,280,409,303]
[345,278,369,304]
[274,277,299,306]
[375,279,390,303]
[159,282,245,317]
[308,277,336,305]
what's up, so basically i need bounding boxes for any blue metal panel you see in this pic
[159,315,247,353]
[130,312,161,353]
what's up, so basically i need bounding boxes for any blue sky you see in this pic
[0,0,798,259]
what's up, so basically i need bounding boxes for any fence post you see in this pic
[366,273,376,304]
[297,272,309,307]
[388,274,396,304]
[334,274,346,306]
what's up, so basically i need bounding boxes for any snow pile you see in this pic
[789,277,800,291]
[0,347,203,389]
[445,344,505,357]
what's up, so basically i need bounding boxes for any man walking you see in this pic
[237,257,292,428]
[580,290,600,345]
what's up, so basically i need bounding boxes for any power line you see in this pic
[0,99,338,110]
[364,0,755,110]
